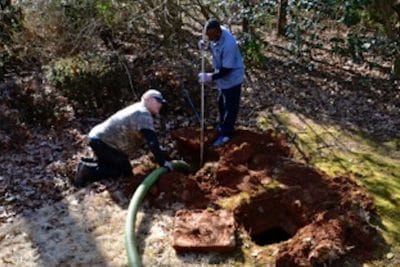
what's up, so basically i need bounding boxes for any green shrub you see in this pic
[0,3,23,81]
[239,34,267,68]
[44,52,132,116]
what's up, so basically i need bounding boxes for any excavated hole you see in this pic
[251,227,292,246]
[235,190,307,246]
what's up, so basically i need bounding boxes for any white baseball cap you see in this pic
[141,89,167,103]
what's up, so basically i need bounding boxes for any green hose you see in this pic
[125,160,190,267]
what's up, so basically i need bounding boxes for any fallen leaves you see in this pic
[0,129,86,223]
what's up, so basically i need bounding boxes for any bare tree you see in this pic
[242,0,250,34]
[277,0,288,37]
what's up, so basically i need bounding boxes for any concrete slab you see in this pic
[172,209,236,253]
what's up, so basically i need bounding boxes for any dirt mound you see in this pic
[124,128,381,266]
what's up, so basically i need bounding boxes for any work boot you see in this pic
[212,135,230,147]
[73,161,94,187]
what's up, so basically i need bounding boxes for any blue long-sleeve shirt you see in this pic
[210,27,245,89]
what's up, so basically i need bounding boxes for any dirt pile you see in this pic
[123,128,381,266]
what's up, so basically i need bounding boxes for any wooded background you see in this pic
[1,0,400,147]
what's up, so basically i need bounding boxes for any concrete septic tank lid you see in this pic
[172,209,236,253]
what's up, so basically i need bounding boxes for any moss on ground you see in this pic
[216,192,251,211]
[258,109,400,264]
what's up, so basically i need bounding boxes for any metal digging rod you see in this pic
[200,23,207,167]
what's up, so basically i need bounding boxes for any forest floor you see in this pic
[1,34,400,266]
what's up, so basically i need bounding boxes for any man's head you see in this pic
[205,18,222,42]
[141,89,166,115]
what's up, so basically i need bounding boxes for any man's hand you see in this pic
[198,72,213,83]
[198,39,208,50]
[163,161,173,172]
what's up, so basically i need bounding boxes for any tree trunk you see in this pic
[277,0,288,37]
[242,0,250,34]
[0,0,13,42]
[0,0,11,10]
[393,0,400,16]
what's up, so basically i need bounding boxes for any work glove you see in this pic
[163,160,173,172]
[198,39,208,50]
[198,72,213,83]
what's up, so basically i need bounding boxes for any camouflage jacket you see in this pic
[88,102,154,157]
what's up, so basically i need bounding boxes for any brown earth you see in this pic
[123,128,382,266]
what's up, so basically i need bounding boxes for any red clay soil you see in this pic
[124,128,382,266]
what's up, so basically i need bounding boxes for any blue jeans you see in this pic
[85,138,132,179]
[218,84,241,137]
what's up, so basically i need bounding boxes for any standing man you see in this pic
[73,89,174,187]
[198,18,245,147]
